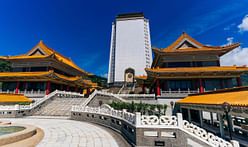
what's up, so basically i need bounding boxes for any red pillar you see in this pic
[46,81,51,95]
[75,86,78,92]
[199,79,203,93]
[236,77,242,87]
[142,85,144,93]
[66,85,70,91]
[156,79,160,96]
[86,88,90,97]
[15,81,20,94]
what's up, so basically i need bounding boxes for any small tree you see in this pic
[245,118,248,125]
[137,101,142,112]
[150,104,156,115]
[157,104,163,117]
[131,101,135,113]
[143,103,149,115]
[129,91,135,94]
[163,104,167,115]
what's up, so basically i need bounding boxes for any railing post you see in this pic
[14,104,20,110]
[135,112,141,126]
[231,140,240,147]
[177,113,183,128]
[122,109,126,118]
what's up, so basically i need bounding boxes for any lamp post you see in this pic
[222,102,232,140]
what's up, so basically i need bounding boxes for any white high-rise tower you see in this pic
[107,12,152,84]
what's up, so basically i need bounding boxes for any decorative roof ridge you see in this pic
[221,42,242,48]
[164,32,205,50]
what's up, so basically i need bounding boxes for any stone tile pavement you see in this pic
[6,118,120,147]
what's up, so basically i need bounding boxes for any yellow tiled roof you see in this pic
[0,70,97,87]
[152,32,241,53]
[134,75,147,80]
[0,93,31,103]
[0,40,91,76]
[0,71,52,77]
[177,87,248,107]
[145,66,248,73]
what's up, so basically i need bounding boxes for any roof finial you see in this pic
[182,31,185,34]
[40,40,43,44]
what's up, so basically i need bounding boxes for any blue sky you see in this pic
[0,0,248,77]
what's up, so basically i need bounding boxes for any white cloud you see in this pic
[221,37,248,66]
[221,46,248,66]
[226,37,234,45]
[238,14,248,32]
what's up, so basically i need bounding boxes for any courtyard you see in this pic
[6,117,125,147]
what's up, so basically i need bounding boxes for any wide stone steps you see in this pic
[33,98,86,116]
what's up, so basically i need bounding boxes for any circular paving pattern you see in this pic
[7,118,120,147]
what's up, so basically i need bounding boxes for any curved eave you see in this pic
[152,43,241,57]
[145,66,248,79]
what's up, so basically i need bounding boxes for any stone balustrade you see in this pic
[0,90,84,117]
[71,105,239,147]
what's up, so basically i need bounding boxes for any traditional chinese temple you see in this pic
[144,32,248,96]
[0,40,97,96]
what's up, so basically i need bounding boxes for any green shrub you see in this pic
[19,102,31,105]
[163,104,167,115]
[138,91,144,94]
[245,118,248,125]
[129,91,135,94]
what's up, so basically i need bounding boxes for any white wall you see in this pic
[109,18,152,83]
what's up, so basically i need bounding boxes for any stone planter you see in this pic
[241,124,248,130]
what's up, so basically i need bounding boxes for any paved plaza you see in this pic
[7,117,121,147]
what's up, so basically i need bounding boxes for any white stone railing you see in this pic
[95,91,127,102]
[141,115,178,126]
[0,90,84,111]
[117,94,155,98]
[161,89,200,94]
[182,120,235,147]
[81,90,98,106]
[72,104,136,125]
[0,105,19,110]
[19,90,46,97]
[71,105,239,147]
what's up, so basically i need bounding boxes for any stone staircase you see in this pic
[33,98,86,116]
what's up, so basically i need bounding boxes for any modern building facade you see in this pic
[0,40,97,96]
[144,32,248,95]
[108,12,152,84]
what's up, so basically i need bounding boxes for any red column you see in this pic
[86,88,90,97]
[46,81,51,95]
[15,81,20,94]
[142,85,144,93]
[156,79,160,96]
[220,79,224,89]
[199,79,203,93]
[236,77,242,87]
[66,85,70,91]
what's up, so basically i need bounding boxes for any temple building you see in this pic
[144,32,248,96]
[0,40,97,97]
